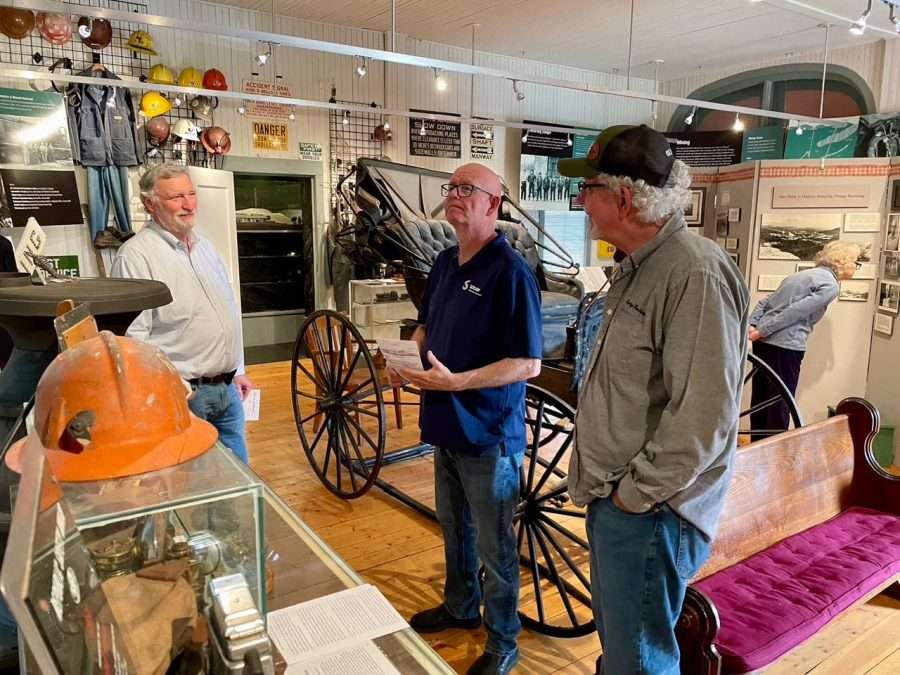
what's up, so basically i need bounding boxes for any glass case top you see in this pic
[61,444,263,528]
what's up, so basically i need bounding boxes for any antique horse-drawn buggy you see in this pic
[290,158,801,638]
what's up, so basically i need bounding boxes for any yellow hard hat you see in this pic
[126,30,156,55]
[140,91,171,118]
[177,67,203,89]
[147,63,175,85]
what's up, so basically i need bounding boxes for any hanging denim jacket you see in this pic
[66,67,144,167]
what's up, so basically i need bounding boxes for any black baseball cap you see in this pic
[557,124,674,188]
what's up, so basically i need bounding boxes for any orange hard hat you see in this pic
[6,331,217,481]
[202,68,228,91]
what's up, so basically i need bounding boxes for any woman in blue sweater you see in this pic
[749,240,862,434]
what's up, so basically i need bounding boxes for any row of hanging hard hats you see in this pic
[0,9,118,49]
[146,65,228,91]
[140,92,220,120]
[145,118,231,155]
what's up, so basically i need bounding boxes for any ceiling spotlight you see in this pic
[173,96,182,107]
[522,130,530,144]
[237,104,246,115]
[733,114,744,132]
[851,0,872,35]
[419,122,427,136]
[383,120,391,131]
[356,56,368,78]
[255,42,273,67]
[795,125,804,136]
[512,79,526,102]
[483,129,493,140]
[433,68,448,92]
[566,134,573,147]
[288,108,296,121]
[342,110,350,126]
[684,105,697,126]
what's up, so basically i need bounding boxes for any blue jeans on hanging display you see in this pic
[188,383,248,463]
[587,497,711,675]
[86,165,132,239]
[434,445,522,657]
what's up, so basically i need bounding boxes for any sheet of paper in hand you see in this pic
[376,339,424,373]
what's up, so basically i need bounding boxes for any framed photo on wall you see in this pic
[843,212,881,233]
[878,280,900,314]
[874,312,894,336]
[684,187,705,225]
[886,214,900,252]
[892,181,900,211]
[838,280,870,302]
[884,250,900,282]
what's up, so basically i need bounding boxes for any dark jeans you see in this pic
[587,498,710,675]
[750,341,804,438]
[434,445,522,657]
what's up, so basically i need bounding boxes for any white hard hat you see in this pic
[172,118,201,142]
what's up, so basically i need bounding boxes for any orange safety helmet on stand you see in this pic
[6,331,217,481]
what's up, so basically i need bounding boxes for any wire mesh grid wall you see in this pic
[0,0,218,168]
[328,100,384,221]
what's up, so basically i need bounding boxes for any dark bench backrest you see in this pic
[699,414,855,578]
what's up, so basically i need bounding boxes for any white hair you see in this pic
[815,240,861,271]
[139,162,190,199]
[594,159,692,226]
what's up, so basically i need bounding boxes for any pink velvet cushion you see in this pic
[694,507,900,673]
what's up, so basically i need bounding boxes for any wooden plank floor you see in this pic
[246,360,900,675]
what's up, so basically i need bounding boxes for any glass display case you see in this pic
[2,443,266,675]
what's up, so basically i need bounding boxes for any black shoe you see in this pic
[466,650,520,675]
[93,229,122,249]
[113,229,135,242]
[409,604,481,633]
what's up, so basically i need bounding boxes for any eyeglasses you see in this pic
[441,183,496,198]
[577,181,610,193]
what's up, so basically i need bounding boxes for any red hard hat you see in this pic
[146,116,171,146]
[0,7,34,40]
[200,126,231,155]
[202,68,228,91]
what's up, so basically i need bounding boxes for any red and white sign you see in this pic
[242,80,294,119]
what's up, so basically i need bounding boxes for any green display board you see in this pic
[783,121,858,159]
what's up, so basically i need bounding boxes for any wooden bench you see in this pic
[676,397,900,674]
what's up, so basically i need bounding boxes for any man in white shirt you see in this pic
[111,162,253,462]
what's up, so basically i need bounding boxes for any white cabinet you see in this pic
[349,279,416,340]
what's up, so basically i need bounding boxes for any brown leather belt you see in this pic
[189,370,236,386]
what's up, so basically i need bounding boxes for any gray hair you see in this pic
[815,240,861,271]
[592,159,692,226]
[139,162,190,199]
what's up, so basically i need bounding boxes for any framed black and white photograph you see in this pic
[728,252,740,268]
[684,188,705,225]
[884,250,900,281]
[878,281,900,314]
[758,275,787,292]
[839,280,870,302]
[843,212,881,233]
[886,215,900,252]
[796,262,815,273]
[726,237,739,250]
[759,213,842,260]
[716,210,729,237]
[892,181,900,211]
[728,208,741,223]
[874,312,894,336]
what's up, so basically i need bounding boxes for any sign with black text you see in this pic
[409,110,461,158]
[470,123,494,160]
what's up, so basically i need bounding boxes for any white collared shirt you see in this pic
[111,222,244,380]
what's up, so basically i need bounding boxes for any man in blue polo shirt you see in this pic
[399,163,542,675]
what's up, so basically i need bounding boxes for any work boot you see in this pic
[93,229,122,249]
[409,604,481,633]
[110,228,135,243]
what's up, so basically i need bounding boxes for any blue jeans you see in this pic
[587,497,710,675]
[434,446,522,657]
[188,383,248,463]
[86,165,132,239]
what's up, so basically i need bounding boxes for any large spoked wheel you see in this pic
[740,352,803,440]
[516,385,594,637]
[291,310,385,499]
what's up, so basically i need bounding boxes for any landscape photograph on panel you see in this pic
[759,213,842,260]
[884,250,900,282]
[886,215,900,251]
[839,280,870,302]
[878,281,900,314]
[843,212,881,233]
[684,187,704,225]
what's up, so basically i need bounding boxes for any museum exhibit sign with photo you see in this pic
[759,213,843,260]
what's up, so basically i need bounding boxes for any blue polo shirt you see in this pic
[418,231,542,455]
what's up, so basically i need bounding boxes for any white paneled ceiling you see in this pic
[207,1,892,78]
